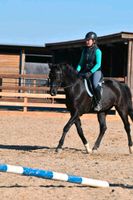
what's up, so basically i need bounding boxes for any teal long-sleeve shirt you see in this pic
[77,48,102,74]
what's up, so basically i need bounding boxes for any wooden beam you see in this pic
[0,91,66,112]
[0,74,48,79]
[0,92,65,99]
[0,101,66,108]
[19,50,25,88]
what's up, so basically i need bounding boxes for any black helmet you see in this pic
[85,32,97,41]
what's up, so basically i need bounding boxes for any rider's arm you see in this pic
[90,49,102,73]
[76,49,85,72]
[76,64,81,72]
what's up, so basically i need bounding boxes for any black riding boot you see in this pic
[94,85,102,111]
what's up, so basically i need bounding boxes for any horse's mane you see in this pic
[61,64,78,80]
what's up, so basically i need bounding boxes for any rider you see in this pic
[76,31,103,111]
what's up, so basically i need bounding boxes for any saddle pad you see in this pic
[84,79,93,97]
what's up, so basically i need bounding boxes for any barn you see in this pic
[46,32,133,96]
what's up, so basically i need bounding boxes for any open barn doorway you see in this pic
[24,54,52,88]
[100,42,128,79]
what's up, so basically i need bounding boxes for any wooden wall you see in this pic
[0,54,20,73]
[0,53,20,90]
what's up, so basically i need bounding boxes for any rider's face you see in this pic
[85,39,94,47]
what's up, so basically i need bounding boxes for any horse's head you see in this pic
[49,64,63,96]
[49,63,79,96]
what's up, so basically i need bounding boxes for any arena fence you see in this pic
[0,74,125,112]
[0,74,66,112]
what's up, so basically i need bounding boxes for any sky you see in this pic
[0,0,133,46]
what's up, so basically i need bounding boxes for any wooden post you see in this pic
[23,97,28,112]
[127,41,133,97]
[19,50,25,90]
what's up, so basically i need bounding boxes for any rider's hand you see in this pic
[77,72,83,79]
[79,72,92,79]
[84,72,92,79]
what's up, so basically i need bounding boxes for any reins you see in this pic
[63,84,73,89]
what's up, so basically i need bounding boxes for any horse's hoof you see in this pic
[129,146,133,154]
[92,149,98,154]
[85,143,92,154]
[92,146,98,152]
[55,148,62,153]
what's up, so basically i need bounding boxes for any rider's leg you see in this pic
[92,70,103,111]
[94,85,102,111]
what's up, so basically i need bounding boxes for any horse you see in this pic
[49,63,133,154]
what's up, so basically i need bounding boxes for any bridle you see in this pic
[50,67,73,89]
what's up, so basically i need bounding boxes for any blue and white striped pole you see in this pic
[0,164,110,188]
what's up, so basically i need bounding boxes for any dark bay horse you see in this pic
[49,64,133,154]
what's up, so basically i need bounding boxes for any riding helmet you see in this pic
[85,32,97,41]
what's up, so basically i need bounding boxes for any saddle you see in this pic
[84,78,104,98]
[84,79,93,97]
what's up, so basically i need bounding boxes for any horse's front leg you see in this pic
[75,118,92,153]
[56,112,78,152]
[92,112,107,151]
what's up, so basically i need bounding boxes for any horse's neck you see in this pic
[62,71,84,99]
[62,70,77,86]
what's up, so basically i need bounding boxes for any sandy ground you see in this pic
[0,111,133,200]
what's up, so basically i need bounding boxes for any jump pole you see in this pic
[0,164,110,188]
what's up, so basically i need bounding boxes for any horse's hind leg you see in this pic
[92,112,107,151]
[75,118,92,153]
[56,112,78,152]
[116,108,133,153]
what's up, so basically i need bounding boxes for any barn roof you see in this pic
[0,43,49,55]
[45,32,133,49]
